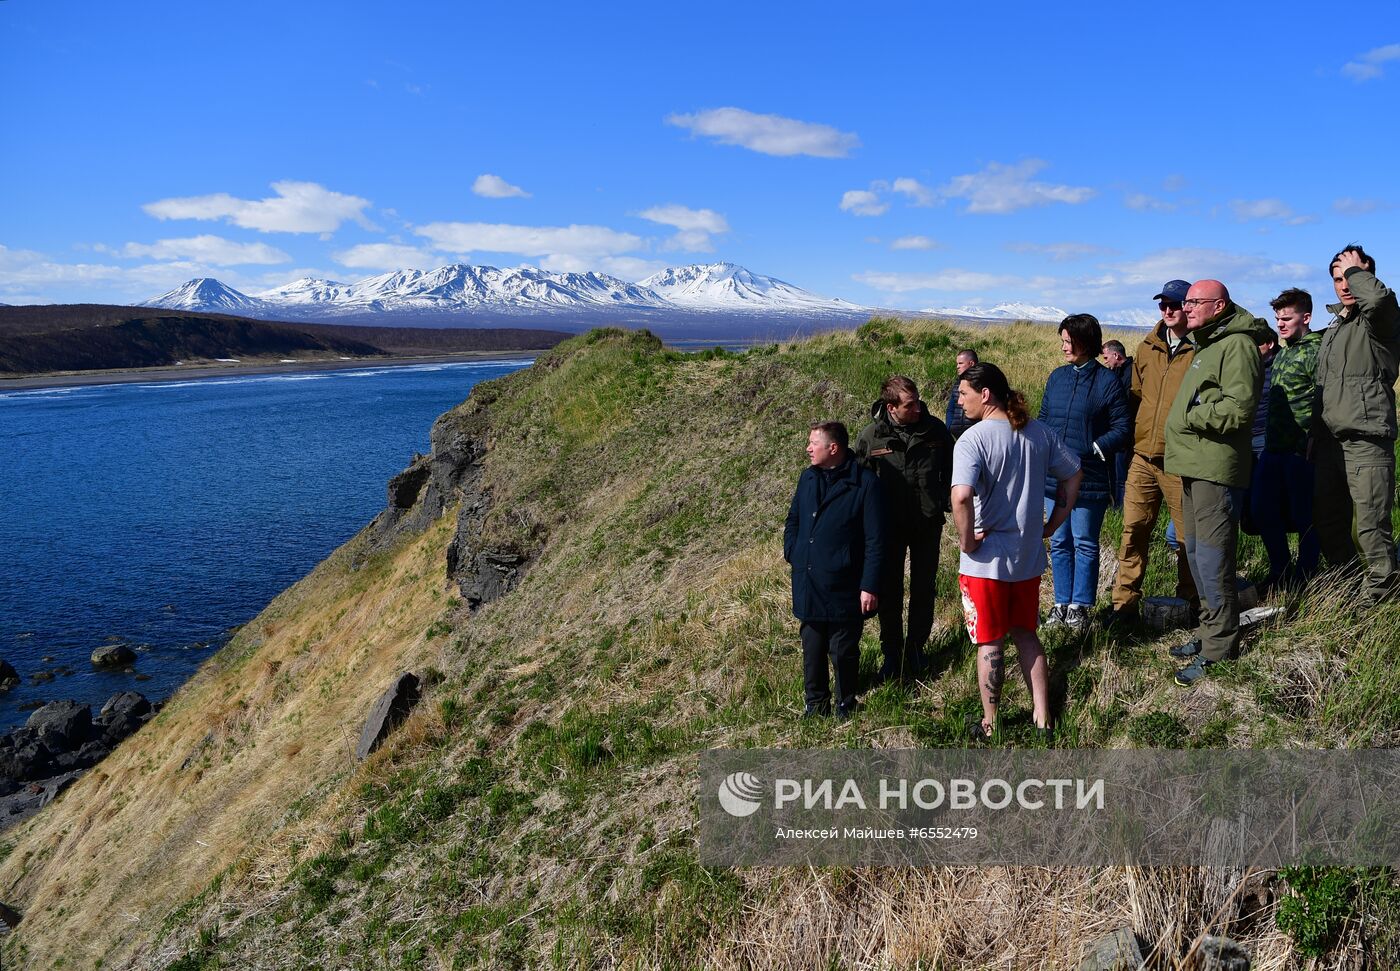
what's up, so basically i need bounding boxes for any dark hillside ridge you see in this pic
[0,305,570,375]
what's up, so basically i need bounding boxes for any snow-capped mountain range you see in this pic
[923,302,1069,322]
[142,263,867,321]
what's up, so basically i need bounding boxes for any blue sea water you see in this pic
[0,359,530,732]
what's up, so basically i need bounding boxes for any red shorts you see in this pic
[958,574,1041,644]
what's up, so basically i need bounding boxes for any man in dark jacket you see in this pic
[1312,245,1400,607]
[1102,340,1133,506]
[944,349,979,439]
[1164,280,1271,687]
[855,376,954,684]
[784,421,886,719]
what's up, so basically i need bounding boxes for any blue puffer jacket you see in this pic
[1039,360,1132,502]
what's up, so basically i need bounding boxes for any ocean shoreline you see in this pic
[0,350,542,392]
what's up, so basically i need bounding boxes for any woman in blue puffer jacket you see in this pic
[1038,313,1132,631]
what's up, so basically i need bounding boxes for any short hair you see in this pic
[1270,288,1313,315]
[1330,243,1376,275]
[1059,313,1104,358]
[956,348,979,363]
[880,375,919,406]
[810,420,849,450]
[1103,340,1126,357]
[1261,325,1279,347]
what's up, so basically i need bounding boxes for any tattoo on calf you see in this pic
[983,647,1005,706]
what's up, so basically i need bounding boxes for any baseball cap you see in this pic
[1153,279,1191,303]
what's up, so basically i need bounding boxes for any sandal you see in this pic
[968,715,995,743]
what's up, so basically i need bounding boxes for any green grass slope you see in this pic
[1,321,1397,969]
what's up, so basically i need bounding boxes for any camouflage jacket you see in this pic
[1264,331,1322,454]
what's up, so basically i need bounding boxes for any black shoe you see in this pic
[802,704,831,719]
[1174,655,1215,687]
[1102,605,1139,631]
[1169,639,1202,660]
[835,701,861,722]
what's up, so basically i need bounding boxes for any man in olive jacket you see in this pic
[1164,280,1271,687]
[784,421,886,719]
[855,376,954,684]
[1312,245,1400,606]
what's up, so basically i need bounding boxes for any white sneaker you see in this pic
[1065,605,1090,631]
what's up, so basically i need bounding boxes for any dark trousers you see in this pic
[1313,423,1399,604]
[1180,477,1241,663]
[801,620,862,713]
[877,527,940,678]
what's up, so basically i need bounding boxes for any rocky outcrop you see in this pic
[0,660,19,690]
[356,673,421,760]
[0,694,158,829]
[358,380,539,610]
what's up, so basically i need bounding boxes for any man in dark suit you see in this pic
[784,421,886,720]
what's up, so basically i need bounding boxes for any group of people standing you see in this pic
[784,245,1399,733]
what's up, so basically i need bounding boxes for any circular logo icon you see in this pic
[717,771,764,817]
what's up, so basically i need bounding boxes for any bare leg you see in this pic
[976,641,1006,734]
[1008,626,1050,729]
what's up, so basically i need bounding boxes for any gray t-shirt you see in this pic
[951,417,1080,581]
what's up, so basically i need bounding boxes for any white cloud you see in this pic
[414,221,643,273]
[638,204,730,252]
[472,174,531,199]
[0,244,267,303]
[840,177,933,217]
[891,177,934,206]
[940,159,1094,214]
[332,243,441,270]
[1229,198,1315,226]
[1342,44,1400,81]
[1162,174,1188,192]
[1105,248,1311,289]
[665,107,858,158]
[1006,241,1113,262]
[121,235,290,265]
[1334,197,1393,216]
[143,180,376,234]
[1124,192,1176,212]
[890,236,940,251]
[853,269,1045,293]
[839,190,888,217]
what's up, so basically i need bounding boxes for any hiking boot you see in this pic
[1044,604,1068,627]
[1064,605,1090,632]
[1169,639,1202,660]
[1102,605,1139,631]
[1173,655,1216,687]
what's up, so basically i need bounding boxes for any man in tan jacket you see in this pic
[1104,280,1199,627]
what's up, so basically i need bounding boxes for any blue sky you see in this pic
[3,0,1399,324]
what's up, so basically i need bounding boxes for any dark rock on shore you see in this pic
[0,660,18,690]
[92,644,138,667]
[0,692,158,831]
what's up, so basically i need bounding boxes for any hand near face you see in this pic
[1336,249,1368,273]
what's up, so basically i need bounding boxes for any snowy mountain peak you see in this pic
[923,302,1068,322]
[145,278,268,313]
[140,262,865,320]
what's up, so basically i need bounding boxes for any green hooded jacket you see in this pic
[1315,268,1400,441]
[854,399,954,530]
[1164,302,1271,487]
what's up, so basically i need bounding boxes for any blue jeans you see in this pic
[1044,496,1109,607]
[1251,450,1320,583]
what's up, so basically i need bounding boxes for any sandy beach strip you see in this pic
[0,350,543,392]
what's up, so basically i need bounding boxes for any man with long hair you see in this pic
[951,363,1082,739]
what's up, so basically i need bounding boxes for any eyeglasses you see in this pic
[1182,297,1223,308]
[1158,301,1183,311]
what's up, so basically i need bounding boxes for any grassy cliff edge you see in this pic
[1,321,1396,969]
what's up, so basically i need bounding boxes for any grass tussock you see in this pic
[2,318,1397,969]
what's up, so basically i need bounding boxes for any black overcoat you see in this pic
[783,458,886,622]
